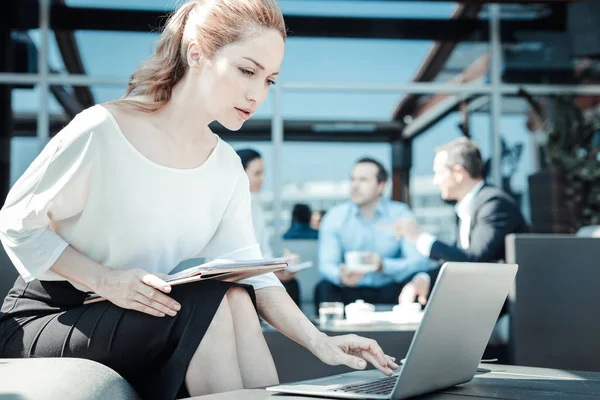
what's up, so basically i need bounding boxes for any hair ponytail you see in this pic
[114,2,197,112]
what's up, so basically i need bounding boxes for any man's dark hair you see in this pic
[435,137,485,179]
[355,157,388,183]
[291,203,312,225]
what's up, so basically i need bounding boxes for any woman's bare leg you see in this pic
[226,287,279,388]
[185,294,244,396]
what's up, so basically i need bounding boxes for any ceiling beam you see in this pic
[7,2,565,42]
[12,115,402,143]
[392,4,483,121]
[392,3,568,122]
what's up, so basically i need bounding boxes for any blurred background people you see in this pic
[236,148,301,306]
[315,157,432,310]
[283,203,319,240]
[395,137,529,310]
[310,210,326,231]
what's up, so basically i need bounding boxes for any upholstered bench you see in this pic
[0,358,139,399]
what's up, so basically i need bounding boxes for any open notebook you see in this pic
[83,258,288,304]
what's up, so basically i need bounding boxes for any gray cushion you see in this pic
[0,358,139,400]
[0,253,137,399]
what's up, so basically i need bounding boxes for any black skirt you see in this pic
[0,276,256,400]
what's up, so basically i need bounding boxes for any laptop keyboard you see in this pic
[332,375,397,395]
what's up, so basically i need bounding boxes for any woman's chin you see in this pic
[218,118,245,132]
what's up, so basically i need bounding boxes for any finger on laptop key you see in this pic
[361,350,393,376]
[349,335,385,366]
[348,335,392,373]
[366,338,387,368]
[386,355,399,369]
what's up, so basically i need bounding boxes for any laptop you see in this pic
[267,262,518,399]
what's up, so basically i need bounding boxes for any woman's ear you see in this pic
[187,41,203,70]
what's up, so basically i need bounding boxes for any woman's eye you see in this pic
[266,79,276,86]
[240,68,254,76]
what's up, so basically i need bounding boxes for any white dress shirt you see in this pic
[416,181,485,256]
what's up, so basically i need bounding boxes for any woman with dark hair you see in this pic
[236,148,302,306]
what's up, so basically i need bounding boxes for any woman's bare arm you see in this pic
[255,287,397,375]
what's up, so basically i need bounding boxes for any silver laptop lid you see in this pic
[392,262,518,399]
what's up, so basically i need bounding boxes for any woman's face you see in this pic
[189,27,285,131]
[245,157,265,193]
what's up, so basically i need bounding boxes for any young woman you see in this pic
[0,1,397,399]
[236,148,301,306]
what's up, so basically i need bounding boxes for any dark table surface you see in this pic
[188,363,600,400]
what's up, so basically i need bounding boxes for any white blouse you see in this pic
[250,195,274,259]
[0,105,283,292]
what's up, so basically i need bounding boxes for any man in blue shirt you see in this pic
[315,158,432,310]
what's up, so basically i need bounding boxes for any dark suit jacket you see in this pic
[429,184,529,263]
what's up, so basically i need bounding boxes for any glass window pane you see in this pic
[25,30,65,72]
[281,38,434,86]
[12,85,65,115]
[91,85,128,104]
[71,33,434,85]
[75,31,158,78]
[281,92,401,120]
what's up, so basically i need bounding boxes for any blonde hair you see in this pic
[114,0,286,112]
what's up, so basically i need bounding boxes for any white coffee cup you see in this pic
[344,251,378,273]
[345,300,375,323]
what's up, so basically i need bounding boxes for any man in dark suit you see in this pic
[395,137,529,305]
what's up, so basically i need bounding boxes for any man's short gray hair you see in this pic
[435,137,485,179]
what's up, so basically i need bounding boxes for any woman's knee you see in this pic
[225,287,259,319]
[225,286,253,307]
[205,295,235,339]
[225,287,262,330]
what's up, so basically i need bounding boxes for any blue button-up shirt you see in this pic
[318,199,432,288]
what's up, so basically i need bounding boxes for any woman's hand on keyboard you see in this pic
[312,334,399,376]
